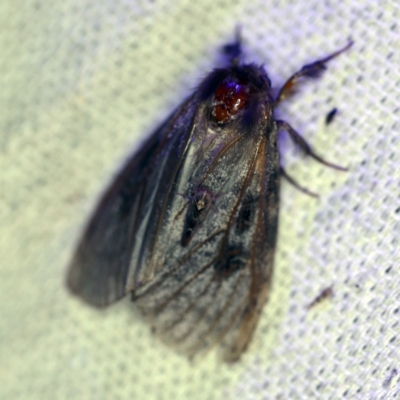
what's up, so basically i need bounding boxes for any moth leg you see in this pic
[277,120,347,171]
[280,167,319,198]
[276,41,353,103]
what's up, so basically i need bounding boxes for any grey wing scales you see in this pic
[134,120,280,362]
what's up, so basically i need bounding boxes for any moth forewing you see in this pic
[219,129,279,361]
[133,76,279,361]
[124,97,202,290]
[67,124,167,308]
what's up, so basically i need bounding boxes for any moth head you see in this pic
[199,65,272,127]
[211,77,254,124]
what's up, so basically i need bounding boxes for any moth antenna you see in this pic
[223,26,243,66]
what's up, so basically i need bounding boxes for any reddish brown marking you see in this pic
[212,79,251,124]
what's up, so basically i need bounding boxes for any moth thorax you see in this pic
[212,78,252,124]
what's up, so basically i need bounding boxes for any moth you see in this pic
[67,34,352,362]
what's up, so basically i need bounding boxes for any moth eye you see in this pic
[211,79,252,124]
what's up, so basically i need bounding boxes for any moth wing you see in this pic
[67,96,197,307]
[219,139,279,362]
[134,111,279,362]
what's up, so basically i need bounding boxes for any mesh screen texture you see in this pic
[1,1,399,399]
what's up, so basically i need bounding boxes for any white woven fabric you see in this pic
[1,1,399,399]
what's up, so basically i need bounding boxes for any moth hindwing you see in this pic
[67,35,352,362]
